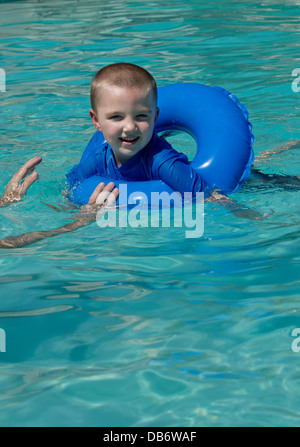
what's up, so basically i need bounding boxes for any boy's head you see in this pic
[90,63,157,111]
[89,63,159,166]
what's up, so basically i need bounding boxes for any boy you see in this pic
[67,62,208,199]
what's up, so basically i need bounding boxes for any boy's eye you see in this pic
[107,113,150,121]
[109,115,122,120]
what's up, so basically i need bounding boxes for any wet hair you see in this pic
[90,63,157,112]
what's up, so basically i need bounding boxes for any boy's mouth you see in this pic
[120,136,140,146]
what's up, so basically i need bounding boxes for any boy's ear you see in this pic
[154,107,160,124]
[89,109,102,132]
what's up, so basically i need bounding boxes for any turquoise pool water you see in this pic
[0,0,299,427]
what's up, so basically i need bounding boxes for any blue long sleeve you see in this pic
[66,131,211,203]
[156,156,207,197]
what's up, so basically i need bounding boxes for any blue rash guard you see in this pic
[66,131,210,199]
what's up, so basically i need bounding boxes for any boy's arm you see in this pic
[0,156,42,207]
[157,157,272,220]
[156,153,205,197]
[206,190,273,220]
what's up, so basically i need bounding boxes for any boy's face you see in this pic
[90,85,159,166]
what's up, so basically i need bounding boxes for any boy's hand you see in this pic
[206,190,274,220]
[78,182,119,217]
[90,181,119,206]
[0,156,42,206]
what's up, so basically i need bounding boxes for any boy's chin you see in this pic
[119,141,143,153]
[120,147,142,158]
[113,146,143,165]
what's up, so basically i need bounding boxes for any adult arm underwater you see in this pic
[0,158,119,249]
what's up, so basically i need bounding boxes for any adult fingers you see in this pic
[19,171,39,196]
[9,156,42,187]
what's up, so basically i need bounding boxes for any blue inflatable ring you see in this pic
[67,83,254,205]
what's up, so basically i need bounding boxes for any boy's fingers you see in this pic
[95,182,117,205]
[261,209,275,219]
[105,188,119,206]
[102,182,116,192]
[95,190,112,205]
[88,182,105,204]
[87,182,119,206]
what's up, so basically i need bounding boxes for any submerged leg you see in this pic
[246,168,300,191]
[254,139,300,163]
[247,140,300,191]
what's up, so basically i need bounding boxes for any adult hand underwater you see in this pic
[0,158,119,249]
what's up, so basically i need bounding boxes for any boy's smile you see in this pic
[90,85,159,166]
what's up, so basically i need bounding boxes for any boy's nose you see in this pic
[123,118,137,132]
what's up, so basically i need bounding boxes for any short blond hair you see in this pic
[90,63,157,112]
